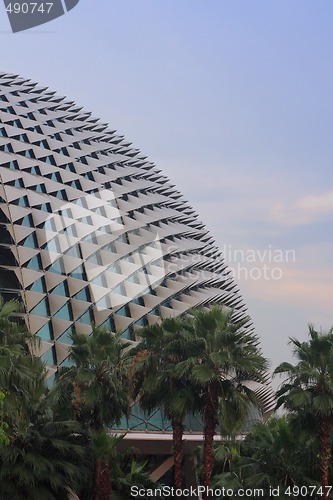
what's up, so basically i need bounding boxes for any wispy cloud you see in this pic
[270,188,333,225]
[239,241,333,314]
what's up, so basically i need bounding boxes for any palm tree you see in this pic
[0,346,88,499]
[275,325,333,497]
[0,299,47,421]
[0,393,89,499]
[176,306,270,495]
[91,433,167,500]
[58,327,131,500]
[0,297,89,498]
[132,317,200,490]
[234,417,316,492]
[0,297,29,347]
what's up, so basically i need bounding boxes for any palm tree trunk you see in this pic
[93,458,111,500]
[172,417,184,490]
[318,415,331,498]
[202,384,218,498]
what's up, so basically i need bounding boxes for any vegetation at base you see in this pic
[213,325,333,499]
[0,299,332,499]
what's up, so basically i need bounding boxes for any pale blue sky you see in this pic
[1,0,333,374]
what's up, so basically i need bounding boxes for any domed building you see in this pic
[0,72,249,368]
[0,72,273,485]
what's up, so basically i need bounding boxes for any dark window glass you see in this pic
[73,287,91,302]
[26,254,42,271]
[51,282,68,297]
[41,347,56,365]
[36,322,53,341]
[30,298,49,316]
[46,259,65,275]
[28,277,46,293]
[21,233,38,248]
[70,264,86,280]
[76,309,92,325]
[53,303,72,321]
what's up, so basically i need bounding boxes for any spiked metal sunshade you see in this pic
[0,72,274,417]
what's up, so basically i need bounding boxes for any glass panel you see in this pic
[57,327,74,345]
[13,179,24,188]
[59,357,73,368]
[18,196,29,207]
[47,374,56,388]
[46,259,65,275]
[41,347,56,365]
[51,282,68,297]
[108,262,121,274]
[73,287,91,302]
[0,226,14,245]
[0,268,20,289]
[112,284,125,296]
[82,234,98,244]
[116,305,130,317]
[79,216,92,225]
[55,190,68,200]
[21,233,38,248]
[29,277,46,293]
[86,253,102,265]
[95,296,111,310]
[43,219,56,231]
[36,323,53,341]
[30,298,49,316]
[131,296,144,306]
[76,309,92,325]
[39,203,51,212]
[35,184,46,193]
[53,303,72,321]
[121,327,132,340]
[43,238,59,253]
[133,317,148,328]
[20,215,33,227]
[98,316,115,332]
[63,224,77,237]
[70,265,85,280]
[64,245,81,259]
[26,255,42,270]
[91,274,106,287]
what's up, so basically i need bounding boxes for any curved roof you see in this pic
[0,73,260,375]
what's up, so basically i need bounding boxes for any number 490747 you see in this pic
[5,3,53,14]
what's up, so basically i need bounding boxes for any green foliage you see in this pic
[57,327,134,499]
[90,433,167,500]
[175,306,269,429]
[132,316,201,489]
[274,325,333,490]
[275,325,333,417]
[0,390,9,446]
[132,316,200,421]
[0,299,90,499]
[57,327,131,430]
[212,325,333,497]
[6,300,329,499]
[213,416,319,498]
